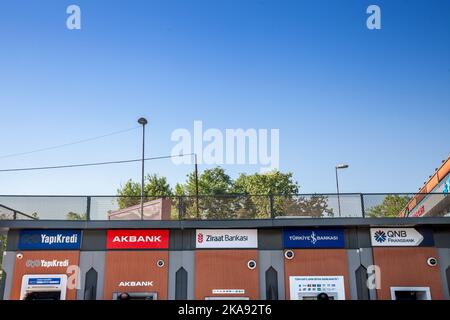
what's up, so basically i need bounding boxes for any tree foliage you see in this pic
[0,234,6,279]
[367,195,410,217]
[66,211,87,220]
[117,174,172,209]
[116,167,332,219]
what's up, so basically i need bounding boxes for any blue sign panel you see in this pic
[283,229,345,248]
[18,230,82,250]
[28,278,61,285]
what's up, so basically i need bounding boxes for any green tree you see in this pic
[66,211,87,220]
[176,168,310,219]
[367,195,410,217]
[116,174,172,209]
[281,194,333,218]
[177,167,235,219]
[233,170,300,218]
[0,234,6,280]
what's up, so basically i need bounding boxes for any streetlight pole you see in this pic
[138,117,148,220]
[194,153,200,219]
[335,164,349,217]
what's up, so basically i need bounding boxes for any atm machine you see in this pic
[112,292,158,300]
[20,275,68,300]
[390,287,432,300]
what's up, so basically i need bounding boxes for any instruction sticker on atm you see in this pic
[289,276,346,300]
[28,277,61,285]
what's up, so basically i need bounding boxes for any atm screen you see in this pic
[113,292,158,300]
[23,291,61,300]
[390,287,431,301]
[299,294,336,300]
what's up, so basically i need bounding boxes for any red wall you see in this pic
[11,251,80,300]
[373,247,444,300]
[284,249,351,300]
[195,250,259,300]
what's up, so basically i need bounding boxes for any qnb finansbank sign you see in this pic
[196,229,258,249]
[370,228,432,247]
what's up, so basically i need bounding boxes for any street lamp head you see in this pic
[138,117,148,125]
[336,164,349,169]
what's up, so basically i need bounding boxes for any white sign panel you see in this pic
[370,228,424,246]
[289,276,346,300]
[212,289,245,294]
[195,229,258,248]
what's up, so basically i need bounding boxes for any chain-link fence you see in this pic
[0,193,448,221]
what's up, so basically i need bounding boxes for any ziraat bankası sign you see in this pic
[196,229,258,248]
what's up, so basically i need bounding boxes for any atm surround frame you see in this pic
[390,287,432,300]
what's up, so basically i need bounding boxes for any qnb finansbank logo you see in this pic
[373,230,387,243]
[171,121,279,172]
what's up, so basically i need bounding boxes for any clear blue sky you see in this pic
[0,0,449,195]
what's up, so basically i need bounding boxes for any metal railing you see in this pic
[0,193,448,221]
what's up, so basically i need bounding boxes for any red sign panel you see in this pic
[106,230,169,249]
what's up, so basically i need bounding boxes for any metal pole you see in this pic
[336,167,341,217]
[86,196,91,221]
[138,118,148,220]
[194,153,199,219]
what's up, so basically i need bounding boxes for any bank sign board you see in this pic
[283,229,345,248]
[18,230,82,250]
[106,229,169,249]
[195,229,258,249]
[370,228,432,247]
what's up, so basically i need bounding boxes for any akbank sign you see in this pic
[370,228,431,247]
[283,229,345,248]
[19,230,82,250]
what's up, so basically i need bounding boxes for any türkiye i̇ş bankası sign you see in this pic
[195,229,258,248]
[283,229,345,248]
